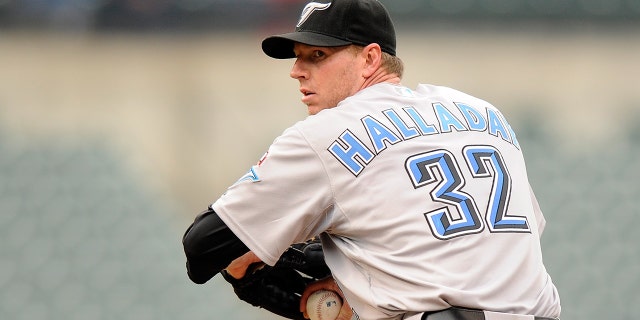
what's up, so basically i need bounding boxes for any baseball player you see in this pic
[182,0,561,319]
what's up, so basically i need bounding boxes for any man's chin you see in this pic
[306,104,332,116]
[307,105,322,116]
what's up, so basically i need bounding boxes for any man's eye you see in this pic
[312,50,325,58]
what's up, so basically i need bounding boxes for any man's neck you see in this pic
[360,69,401,90]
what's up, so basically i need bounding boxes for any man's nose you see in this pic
[290,59,307,79]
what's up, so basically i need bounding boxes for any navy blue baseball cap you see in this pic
[262,0,397,59]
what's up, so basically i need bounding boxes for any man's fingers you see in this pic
[225,251,263,279]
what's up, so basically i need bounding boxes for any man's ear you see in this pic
[361,43,383,78]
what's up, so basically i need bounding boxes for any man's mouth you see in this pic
[300,89,315,96]
[300,89,316,105]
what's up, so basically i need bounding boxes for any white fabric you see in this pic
[213,83,561,319]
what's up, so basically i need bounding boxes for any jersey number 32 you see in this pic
[405,145,530,240]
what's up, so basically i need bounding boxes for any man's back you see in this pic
[293,83,561,319]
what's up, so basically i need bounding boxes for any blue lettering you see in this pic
[383,109,420,140]
[328,130,374,176]
[505,122,520,149]
[362,115,401,153]
[328,103,521,176]
[495,110,520,149]
[456,102,487,131]
[487,109,511,143]
[404,107,438,135]
[433,103,467,133]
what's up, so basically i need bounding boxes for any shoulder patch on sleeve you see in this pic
[236,166,261,183]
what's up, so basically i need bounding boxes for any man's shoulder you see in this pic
[349,83,480,103]
[416,83,497,109]
[415,83,470,98]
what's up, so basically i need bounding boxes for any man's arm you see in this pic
[182,207,250,284]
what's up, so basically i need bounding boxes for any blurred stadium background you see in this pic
[1,0,639,319]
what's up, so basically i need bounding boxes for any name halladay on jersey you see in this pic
[327,101,520,176]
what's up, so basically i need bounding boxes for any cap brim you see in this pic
[262,32,352,59]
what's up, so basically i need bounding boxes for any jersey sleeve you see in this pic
[211,125,337,266]
[529,183,547,235]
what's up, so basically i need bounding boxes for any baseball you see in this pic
[306,289,342,320]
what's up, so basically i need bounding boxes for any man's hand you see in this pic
[300,277,352,320]
[221,239,332,320]
[225,251,264,279]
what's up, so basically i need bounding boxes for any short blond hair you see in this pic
[381,52,404,78]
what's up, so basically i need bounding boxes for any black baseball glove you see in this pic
[220,238,331,320]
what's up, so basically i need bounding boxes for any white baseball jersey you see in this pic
[213,83,561,319]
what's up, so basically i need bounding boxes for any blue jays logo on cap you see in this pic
[262,0,396,59]
[296,2,331,28]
